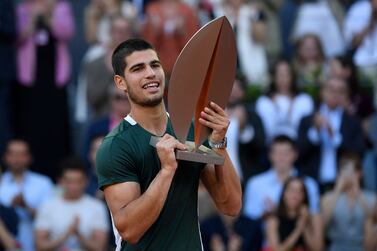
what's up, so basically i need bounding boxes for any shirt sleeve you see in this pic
[90,200,110,232]
[304,177,320,214]
[308,126,320,144]
[34,202,53,231]
[96,136,139,190]
[243,179,262,219]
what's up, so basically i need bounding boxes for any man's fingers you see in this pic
[175,141,187,151]
[200,111,217,123]
[157,134,187,150]
[209,101,226,116]
[203,106,227,120]
[198,118,225,131]
[202,108,228,125]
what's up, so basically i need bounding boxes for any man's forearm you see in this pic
[201,149,242,216]
[77,232,107,251]
[113,168,175,244]
[36,233,69,251]
[0,220,17,249]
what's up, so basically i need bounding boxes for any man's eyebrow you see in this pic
[129,62,145,71]
[150,60,161,65]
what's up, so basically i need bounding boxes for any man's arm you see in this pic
[103,134,186,244]
[199,102,242,216]
[77,230,108,251]
[35,229,73,251]
[0,219,18,250]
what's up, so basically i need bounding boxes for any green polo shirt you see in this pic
[96,115,205,251]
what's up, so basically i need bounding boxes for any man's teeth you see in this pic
[143,83,159,89]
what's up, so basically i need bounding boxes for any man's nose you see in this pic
[145,65,156,78]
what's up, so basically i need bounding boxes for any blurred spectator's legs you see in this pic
[279,0,299,60]
[363,151,377,191]
[12,37,71,181]
[0,0,16,157]
[375,155,377,192]
[68,0,90,156]
[237,217,263,251]
[0,80,11,156]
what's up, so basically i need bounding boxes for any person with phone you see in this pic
[321,152,376,251]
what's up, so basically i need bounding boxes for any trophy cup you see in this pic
[150,16,237,165]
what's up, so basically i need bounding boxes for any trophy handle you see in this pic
[149,136,225,165]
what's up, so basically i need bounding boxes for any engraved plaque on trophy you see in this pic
[150,16,237,165]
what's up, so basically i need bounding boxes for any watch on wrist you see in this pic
[208,137,227,149]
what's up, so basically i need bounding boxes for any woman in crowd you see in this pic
[13,0,74,180]
[293,33,326,88]
[256,59,314,142]
[264,177,323,251]
[322,153,376,251]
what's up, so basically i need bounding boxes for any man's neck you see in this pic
[322,103,342,112]
[275,168,292,183]
[130,102,168,136]
[11,170,26,183]
[63,194,83,202]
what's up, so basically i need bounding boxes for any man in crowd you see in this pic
[0,139,54,251]
[297,77,365,191]
[35,157,109,250]
[244,135,320,219]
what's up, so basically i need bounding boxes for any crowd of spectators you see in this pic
[1,0,377,250]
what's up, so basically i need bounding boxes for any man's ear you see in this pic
[114,75,127,92]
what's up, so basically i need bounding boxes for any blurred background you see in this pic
[1,0,377,250]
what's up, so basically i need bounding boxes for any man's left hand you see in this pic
[199,101,229,143]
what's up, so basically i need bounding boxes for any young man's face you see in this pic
[269,142,297,173]
[122,49,165,107]
[321,78,348,110]
[4,141,31,173]
[61,170,87,200]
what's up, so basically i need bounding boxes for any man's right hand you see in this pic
[11,193,27,208]
[67,216,80,237]
[156,134,187,172]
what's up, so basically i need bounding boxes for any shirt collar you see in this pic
[124,112,170,126]
[320,104,343,116]
[269,168,297,183]
[4,170,31,184]
[124,114,137,125]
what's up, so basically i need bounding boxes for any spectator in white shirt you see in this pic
[256,59,314,143]
[35,157,109,251]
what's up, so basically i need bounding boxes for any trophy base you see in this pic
[149,137,225,165]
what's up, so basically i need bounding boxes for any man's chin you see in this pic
[139,96,163,107]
